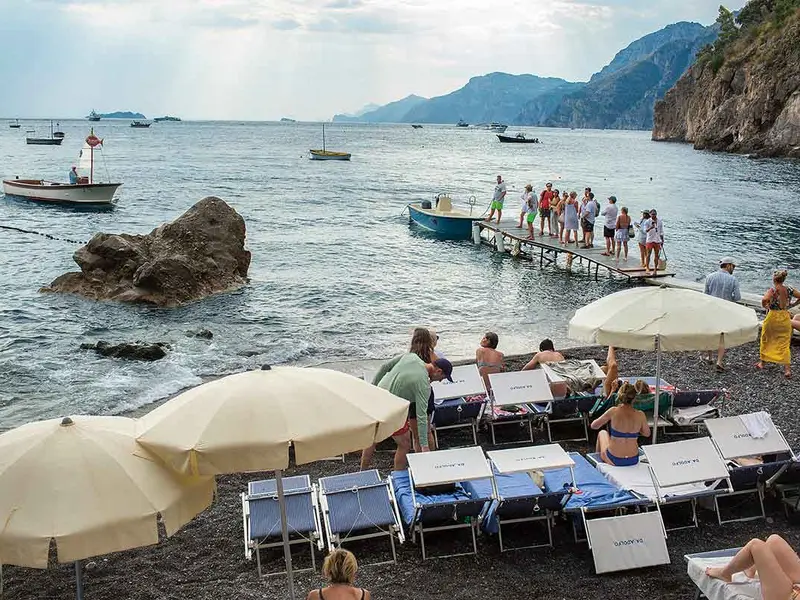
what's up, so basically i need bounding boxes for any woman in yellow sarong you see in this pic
[758,270,800,378]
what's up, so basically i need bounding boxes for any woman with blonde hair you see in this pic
[307,549,370,600]
[591,379,650,467]
[758,270,800,379]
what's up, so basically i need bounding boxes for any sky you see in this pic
[1,0,747,121]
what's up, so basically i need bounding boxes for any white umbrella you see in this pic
[0,415,215,599]
[136,365,409,600]
[568,286,759,441]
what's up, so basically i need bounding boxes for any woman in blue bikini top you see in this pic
[590,381,650,466]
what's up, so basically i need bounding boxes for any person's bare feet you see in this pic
[705,567,732,583]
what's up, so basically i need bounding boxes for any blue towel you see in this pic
[543,453,640,510]
[390,470,473,526]
[463,473,542,534]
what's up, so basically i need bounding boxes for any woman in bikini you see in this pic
[705,535,800,600]
[307,549,371,600]
[758,270,800,379]
[476,331,504,391]
[591,347,650,466]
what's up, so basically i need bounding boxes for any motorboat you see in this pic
[130,121,151,128]
[407,194,484,239]
[26,120,63,145]
[497,133,540,144]
[153,116,181,122]
[87,110,101,122]
[309,123,350,161]
[53,123,65,138]
[411,124,423,129]
[475,122,508,133]
[456,119,469,128]
[3,129,121,205]
[9,119,20,129]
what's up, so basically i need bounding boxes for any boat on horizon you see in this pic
[153,115,181,122]
[407,194,483,239]
[475,122,508,133]
[130,121,151,128]
[456,119,469,128]
[309,123,350,161]
[8,119,20,129]
[411,124,423,129]
[53,122,65,138]
[3,129,122,205]
[280,117,297,123]
[497,133,539,144]
[26,120,63,145]
[87,110,101,122]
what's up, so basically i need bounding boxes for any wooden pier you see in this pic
[476,220,676,281]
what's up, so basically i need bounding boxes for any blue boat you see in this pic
[407,195,484,240]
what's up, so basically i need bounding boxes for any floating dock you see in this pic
[476,220,676,281]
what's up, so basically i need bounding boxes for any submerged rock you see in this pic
[80,341,170,361]
[186,328,213,339]
[42,197,251,307]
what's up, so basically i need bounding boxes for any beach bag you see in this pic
[627,224,635,237]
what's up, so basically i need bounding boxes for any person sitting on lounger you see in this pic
[307,549,371,600]
[476,331,504,391]
[705,534,800,600]
[521,339,564,370]
[591,381,650,467]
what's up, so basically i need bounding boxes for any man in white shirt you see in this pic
[600,196,619,256]
[485,175,507,224]
[644,208,664,276]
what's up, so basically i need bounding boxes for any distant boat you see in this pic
[87,110,101,122]
[153,115,181,122]
[411,124,423,129]
[130,121,151,128]
[280,117,297,123]
[309,123,350,161]
[407,194,484,239]
[8,119,20,129]
[4,128,122,205]
[53,122,65,138]
[475,122,508,133]
[26,120,63,145]
[497,133,540,144]
[456,119,469,128]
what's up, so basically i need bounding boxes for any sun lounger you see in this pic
[318,470,405,564]
[705,413,794,523]
[529,392,600,443]
[685,548,759,600]
[587,438,732,530]
[669,389,725,431]
[430,365,487,447]
[392,447,493,559]
[241,475,324,577]
[464,445,574,551]
[488,370,553,444]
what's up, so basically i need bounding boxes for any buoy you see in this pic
[472,222,481,245]
[495,231,505,253]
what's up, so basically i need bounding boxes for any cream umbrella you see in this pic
[568,286,759,442]
[136,365,410,600]
[0,415,215,599]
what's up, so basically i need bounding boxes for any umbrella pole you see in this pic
[74,561,84,600]
[274,469,296,600]
[652,336,661,444]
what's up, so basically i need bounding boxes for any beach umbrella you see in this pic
[0,415,215,599]
[568,286,759,442]
[136,365,409,600]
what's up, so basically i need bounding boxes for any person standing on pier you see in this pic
[539,182,554,236]
[600,196,619,256]
[563,191,579,245]
[518,184,535,228]
[703,257,741,371]
[614,206,631,261]
[580,193,597,248]
[644,209,664,276]
[485,175,507,224]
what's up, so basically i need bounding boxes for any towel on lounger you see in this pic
[739,411,772,439]
[544,360,603,393]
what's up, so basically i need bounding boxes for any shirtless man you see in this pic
[521,339,564,370]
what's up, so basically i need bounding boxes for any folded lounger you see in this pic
[463,444,575,551]
[318,470,405,564]
[587,437,732,530]
[685,548,760,600]
[430,364,487,447]
[391,446,493,559]
[705,413,795,523]
[488,370,553,444]
[543,452,669,573]
[670,389,725,431]
[241,475,324,577]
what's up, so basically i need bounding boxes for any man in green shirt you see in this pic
[360,354,453,470]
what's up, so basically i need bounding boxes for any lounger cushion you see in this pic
[463,473,542,534]
[390,470,475,526]
[543,453,643,510]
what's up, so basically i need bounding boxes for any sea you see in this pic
[1,119,799,429]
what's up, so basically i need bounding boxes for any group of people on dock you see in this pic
[486,176,666,275]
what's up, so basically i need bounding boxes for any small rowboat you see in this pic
[309,149,351,161]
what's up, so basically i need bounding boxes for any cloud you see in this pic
[306,12,410,34]
[324,0,364,8]
[272,18,302,30]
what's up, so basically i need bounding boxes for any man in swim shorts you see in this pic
[485,175,507,224]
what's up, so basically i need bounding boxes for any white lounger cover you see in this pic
[489,370,553,407]
[705,413,790,459]
[488,444,575,474]
[687,555,761,600]
[407,446,492,486]
[431,365,486,401]
[595,462,710,502]
[540,359,605,383]
[585,511,669,573]
[643,438,730,488]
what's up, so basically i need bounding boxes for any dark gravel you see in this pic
[4,342,800,600]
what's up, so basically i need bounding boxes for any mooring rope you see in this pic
[0,224,87,245]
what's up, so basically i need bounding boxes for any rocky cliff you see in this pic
[652,7,800,157]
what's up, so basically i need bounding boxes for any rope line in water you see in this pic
[0,224,87,245]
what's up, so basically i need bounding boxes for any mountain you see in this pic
[332,102,384,122]
[401,73,572,124]
[98,111,146,119]
[333,95,427,123]
[516,22,716,129]
[653,2,800,157]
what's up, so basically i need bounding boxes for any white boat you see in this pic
[309,123,350,161]
[3,129,122,205]
[474,122,508,133]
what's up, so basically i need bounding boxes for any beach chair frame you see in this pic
[317,470,405,565]
[531,393,599,443]
[432,396,485,448]
[241,475,324,578]
[665,389,725,436]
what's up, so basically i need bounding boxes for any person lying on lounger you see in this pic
[307,549,371,600]
[590,381,650,466]
[705,534,800,600]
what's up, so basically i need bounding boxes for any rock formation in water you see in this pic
[80,341,170,361]
[653,4,800,157]
[43,197,251,307]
